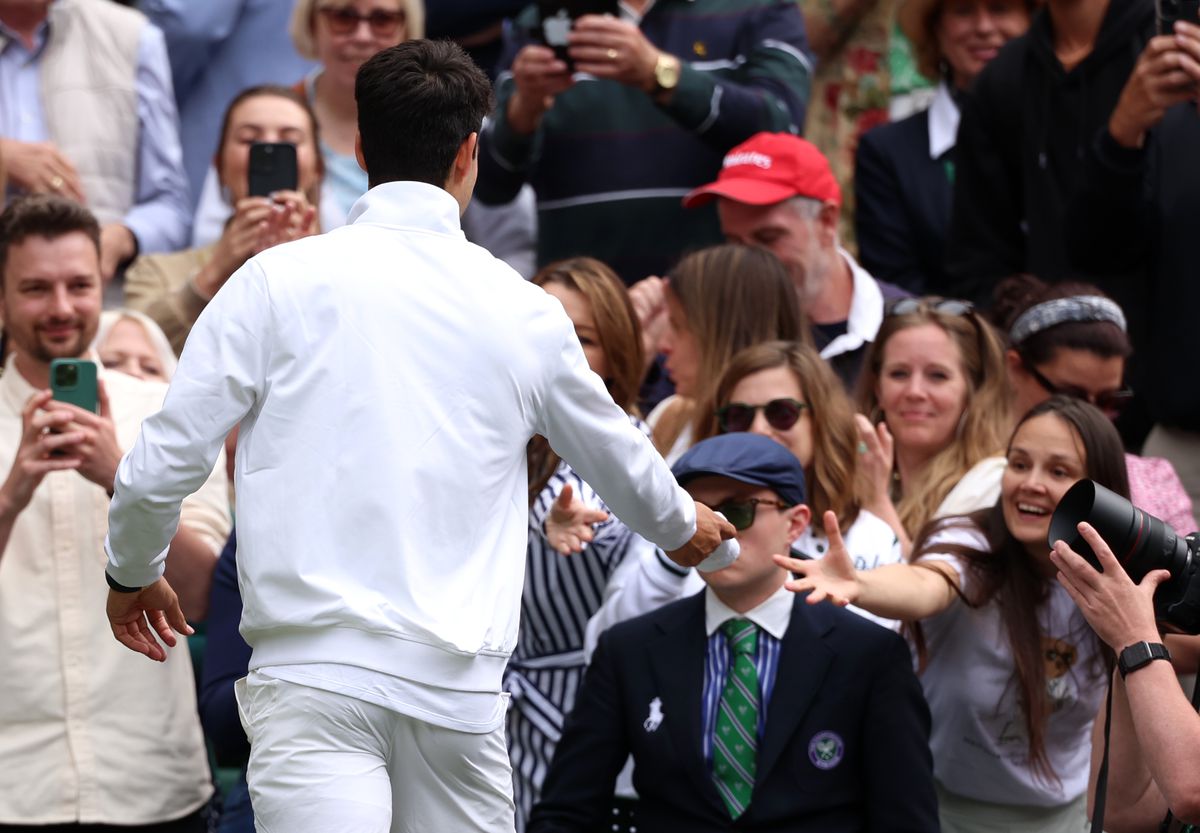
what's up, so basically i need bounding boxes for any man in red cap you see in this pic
[683,133,908,389]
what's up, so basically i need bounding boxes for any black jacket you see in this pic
[946,0,1153,307]
[1065,109,1200,430]
[528,592,939,833]
[856,108,954,297]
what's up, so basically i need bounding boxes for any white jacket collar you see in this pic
[347,180,466,238]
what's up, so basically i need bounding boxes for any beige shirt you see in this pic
[0,360,230,825]
[124,244,216,356]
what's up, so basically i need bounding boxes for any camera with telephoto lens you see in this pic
[1049,479,1200,634]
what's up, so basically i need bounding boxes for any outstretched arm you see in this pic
[774,511,960,621]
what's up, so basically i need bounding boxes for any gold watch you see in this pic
[653,53,681,94]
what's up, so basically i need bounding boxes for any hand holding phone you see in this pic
[535,0,618,66]
[47,364,122,491]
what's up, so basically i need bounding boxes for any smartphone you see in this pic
[50,359,98,413]
[535,0,618,66]
[1158,0,1200,34]
[247,142,299,198]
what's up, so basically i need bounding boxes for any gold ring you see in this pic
[607,48,618,60]
[49,175,64,191]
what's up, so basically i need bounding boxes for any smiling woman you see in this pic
[992,274,1197,534]
[777,396,1127,832]
[856,297,1011,541]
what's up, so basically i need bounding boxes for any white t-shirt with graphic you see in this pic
[916,524,1106,807]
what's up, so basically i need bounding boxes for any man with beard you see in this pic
[683,133,907,389]
[0,195,230,831]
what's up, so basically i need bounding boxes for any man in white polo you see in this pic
[103,40,732,833]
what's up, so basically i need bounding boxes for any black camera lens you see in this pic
[1050,480,1200,633]
[54,363,78,387]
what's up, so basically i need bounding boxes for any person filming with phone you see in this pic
[0,194,231,830]
[476,0,812,284]
[124,85,322,356]
[1050,488,1200,831]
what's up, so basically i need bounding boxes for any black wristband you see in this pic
[105,571,143,594]
[1117,641,1171,679]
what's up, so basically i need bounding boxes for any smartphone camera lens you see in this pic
[54,364,78,387]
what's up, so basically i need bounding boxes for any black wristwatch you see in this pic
[1117,640,1171,679]
[105,571,143,594]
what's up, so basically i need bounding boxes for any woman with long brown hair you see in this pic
[698,340,904,628]
[649,244,806,463]
[509,257,648,832]
[856,297,1011,548]
[778,396,1123,832]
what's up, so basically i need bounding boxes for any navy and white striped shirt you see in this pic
[700,586,792,766]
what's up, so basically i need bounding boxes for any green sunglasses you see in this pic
[706,497,791,531]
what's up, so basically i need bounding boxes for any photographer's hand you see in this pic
[1050,521,1167,649]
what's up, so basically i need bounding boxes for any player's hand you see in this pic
[106,577,194,662]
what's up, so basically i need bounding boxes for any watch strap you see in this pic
[1117,640,1170,678]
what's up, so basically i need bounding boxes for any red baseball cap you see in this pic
[682,133,842,209]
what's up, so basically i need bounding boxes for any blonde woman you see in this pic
[290,0,423,221]
[701,340,904,629]
[650,244,806,463]
[856,297,1011,547]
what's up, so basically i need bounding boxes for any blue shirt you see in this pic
[0,6,191,253]
[700,586,789,767]
[137,0,316,205]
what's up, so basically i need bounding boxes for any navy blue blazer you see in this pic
[855,110,954,298]
[529,592,939,833]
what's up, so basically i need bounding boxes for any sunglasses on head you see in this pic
[706,497,791,531]
[715,398,808,434]
[886,297,975,318]
[1021,357,1134,417]
[317,5,406,36]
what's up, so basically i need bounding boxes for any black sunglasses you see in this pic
[706,498,791,531]
[886,297,975,318]
[715,398,808,434]
[317,5,406,36]
[1021,358,1134,417]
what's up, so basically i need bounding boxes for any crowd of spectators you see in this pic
[2,0,1199,832]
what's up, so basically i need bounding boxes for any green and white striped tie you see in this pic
[713,618,759,818]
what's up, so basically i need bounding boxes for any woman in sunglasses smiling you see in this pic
[290,0,423,222]
[993,274,1195,532]
[697,341,906,630]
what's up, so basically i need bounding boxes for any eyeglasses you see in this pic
[706,498,791,531]
[715,398,808,434]
[1021,358,1134,417]
[317,5,406,37]
[886,297,975,318]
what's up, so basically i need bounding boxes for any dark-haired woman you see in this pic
[778,396,1125,831]
[993,274,1196,533]
[508,257,650,832]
